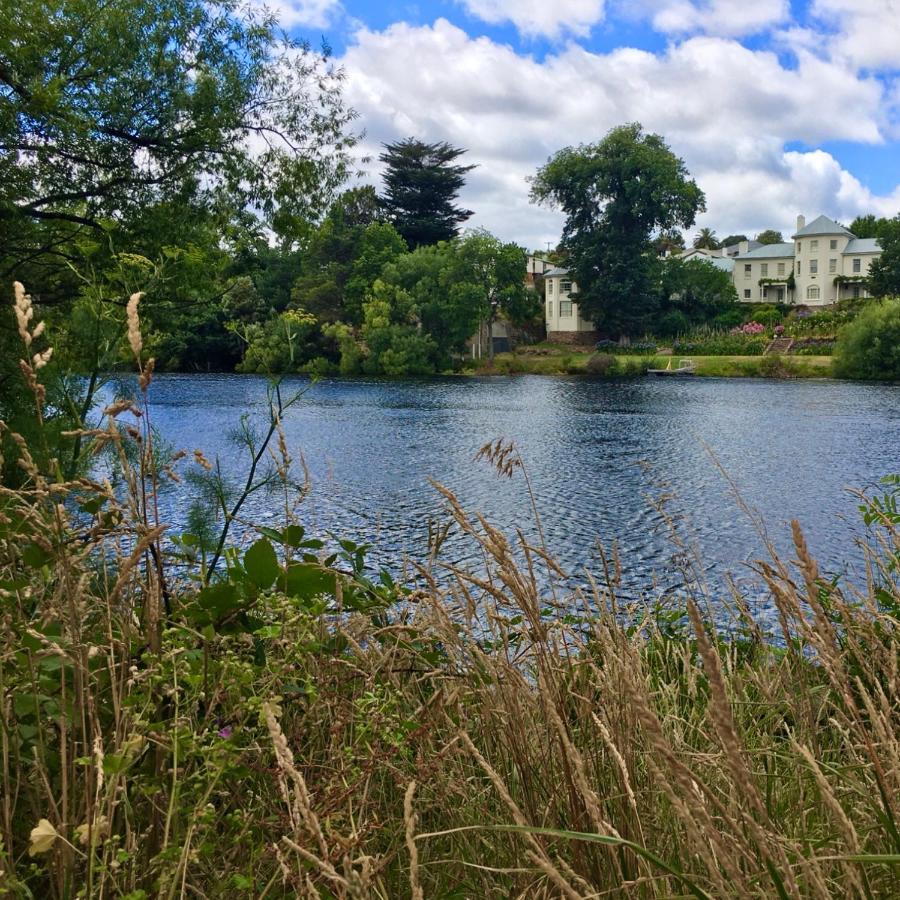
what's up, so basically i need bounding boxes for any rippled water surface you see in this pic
[141,374,898,594]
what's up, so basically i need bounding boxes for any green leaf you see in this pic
[22,543,52,568]
[197,583,240,618]
[278,563,337,601]
[243,539,279,590]
[282,525,306,547]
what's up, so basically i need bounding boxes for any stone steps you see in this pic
[764,337,794,356]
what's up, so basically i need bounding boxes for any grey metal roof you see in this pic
[705,256,735,272]
[793,215,853,238]
[843,238,881,254]
[734,242,795,259]
[544,266,570,277]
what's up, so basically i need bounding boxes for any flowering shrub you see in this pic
[730,321,766,335]
[774,325,785,335]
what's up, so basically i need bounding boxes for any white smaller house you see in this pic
[544,266,598,343]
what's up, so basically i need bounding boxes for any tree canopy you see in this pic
[530,123,705,336]
[379,139,475,248]
[756,230,784,245]
[868,216,900,298]
[849,214,890,239]
[1,0,357,291]
[720,234,748,247]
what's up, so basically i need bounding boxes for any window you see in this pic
[744,264,751,277]
[547,302,553,317]
[807,285,820,300]
[809,259,818,274]
[810,240,818,251]
[559,299,573,317]
[777,262,785,276]
[743,289,752,299]
[761,263,768,276]
[797,261,801,273]
[853,285,861,299]
[829,258,837,273]
[547,280,554,295]
[830,239,838,250]
[796,242,801,253]
[852,258,861,273]
[560,280,573,294]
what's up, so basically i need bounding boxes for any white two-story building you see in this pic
[733,214,882,306]
[543,266,598,344]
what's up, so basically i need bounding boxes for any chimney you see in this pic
[739,240,749,255]
[796,214,806,232]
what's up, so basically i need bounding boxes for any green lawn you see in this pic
[475,346,834,378]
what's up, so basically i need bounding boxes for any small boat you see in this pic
[647,358,696,376]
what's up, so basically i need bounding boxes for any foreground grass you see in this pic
[478,347,834,378]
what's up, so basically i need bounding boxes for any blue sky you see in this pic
[270,0,900,247]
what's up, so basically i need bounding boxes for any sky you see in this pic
[264,0,899,249]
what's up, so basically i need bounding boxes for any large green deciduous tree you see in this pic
[530,123,705,336]
[379,139,475,248]
[756,230,784,245]
[0,0,357,290]
[656,257,738,335]
[868,216,900,298]
[452,230,534,359]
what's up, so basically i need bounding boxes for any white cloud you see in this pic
[456,0,605,39]
[340,19,898,247]
[624,0,789,38]
[254,0,341,29]
[811,0,900,71]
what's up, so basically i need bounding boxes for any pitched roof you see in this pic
[843,238,881,254]
[793,215,853,238]
[544,266,570,277]
[734,242,795,259]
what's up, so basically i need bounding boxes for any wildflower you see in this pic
[218,726,233,739]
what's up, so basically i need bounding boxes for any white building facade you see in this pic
[733,214,882,307]
[543,266,598,343]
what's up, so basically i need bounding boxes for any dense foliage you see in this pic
[868,215,900,298]
[530,123,705,336]
[833,298,900,380]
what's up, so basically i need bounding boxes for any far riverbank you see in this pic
[473,347,834,378]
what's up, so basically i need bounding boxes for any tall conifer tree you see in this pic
[379,139,475,248]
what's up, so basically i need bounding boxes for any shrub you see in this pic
[748,304,783,326]
[585,352,616,376]
[833,298,900,380]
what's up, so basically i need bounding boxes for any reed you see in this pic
[2,282,899,897]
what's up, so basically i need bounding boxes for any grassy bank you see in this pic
[476,346,834,378]
[3,301,900,898]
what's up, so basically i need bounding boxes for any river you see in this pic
[137,373,898,601]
